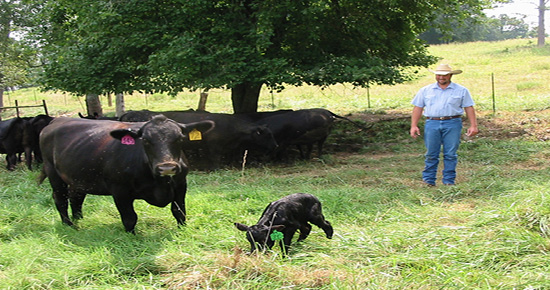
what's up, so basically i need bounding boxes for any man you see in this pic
[410,64,479,186]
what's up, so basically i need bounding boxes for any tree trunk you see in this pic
[85,93,103,117]
[0,87,4,120]
[198,91,208,111]
[538,0,546,47]
[115,93,125,117]
[231,82,263,113]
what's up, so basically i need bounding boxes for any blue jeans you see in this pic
[423,118,463,185]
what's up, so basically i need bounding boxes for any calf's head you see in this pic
[111,115,214,176]
[235,222,285,253]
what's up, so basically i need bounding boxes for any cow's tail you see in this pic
[328,112,371,131]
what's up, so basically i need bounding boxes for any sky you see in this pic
[484,0,549,31]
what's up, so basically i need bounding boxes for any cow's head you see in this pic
[111,115,214,176]
[250,125,278,152]
[235,222,285,253]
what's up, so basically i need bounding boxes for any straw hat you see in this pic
[428,64,462,75]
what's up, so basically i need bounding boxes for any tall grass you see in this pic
[1,39,550,289]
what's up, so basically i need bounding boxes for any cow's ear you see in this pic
[110,129,140,144]
[235,222,250,232]
[271,225,285,231]
[180,120,215,134]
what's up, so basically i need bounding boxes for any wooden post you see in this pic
[491,73,496,114]
[367,83,371,109]
[198,91,208,111]
[15,100,20,117]
[115,93,125,117]
[42,100,49,116]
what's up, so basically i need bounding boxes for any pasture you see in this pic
[1,38,550,289]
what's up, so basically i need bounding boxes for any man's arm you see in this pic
[410,106,424,138]
[464,106,479,137]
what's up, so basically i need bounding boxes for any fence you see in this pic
[0,100,49,120]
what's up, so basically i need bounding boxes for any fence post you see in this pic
[491,73,496,114]
[15,100,20,117]
[42,100,49,116]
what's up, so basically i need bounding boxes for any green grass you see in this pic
[1,38,550,289]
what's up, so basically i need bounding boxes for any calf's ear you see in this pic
[234,222,250,232]
[271,225,285,231]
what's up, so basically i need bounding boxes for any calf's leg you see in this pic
[297,223,312,241]
[281,228,297,255]
[308,203,334,239]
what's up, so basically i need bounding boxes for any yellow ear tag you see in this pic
[189,128,202,141]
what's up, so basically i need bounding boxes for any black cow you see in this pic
[255,108,366,160]
[39,115,214,233]
[0,117,32,170]
[120,110,278,170]
[235,193,333,255]
[27,115,54,164]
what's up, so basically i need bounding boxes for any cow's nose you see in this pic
[156,162,180,176]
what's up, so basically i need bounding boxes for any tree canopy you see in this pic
[27,0,492,113]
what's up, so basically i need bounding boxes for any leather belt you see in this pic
[426,115,461,120]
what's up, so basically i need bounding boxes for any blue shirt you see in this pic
[411,82,475,117]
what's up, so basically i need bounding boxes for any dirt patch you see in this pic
[346,109,550,142]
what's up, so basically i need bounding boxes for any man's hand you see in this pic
[466,126,479,137]
[410,126,421,138]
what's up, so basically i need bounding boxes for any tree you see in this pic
[538,0,549,46]
[27,0,173,116]
[28,0,491,113]
[0,0,36,113]
[149,0,491,113]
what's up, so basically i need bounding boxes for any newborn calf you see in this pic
[235,193,333,255]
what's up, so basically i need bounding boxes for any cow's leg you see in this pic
[70,192,86,220]
[305,144,314,159]
[43,164,72,225]
[316,138,326,158]
[297,223,312,241]
[34,146,44,163]
[171,186,187,226]
[24,146,33,170]
[112,195,138,233]
[6,154,17,170]
[49,179,73,226]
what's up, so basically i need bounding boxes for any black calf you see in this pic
[235,193,333,255]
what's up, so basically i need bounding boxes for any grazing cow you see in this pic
[120,110,278,170]
[235,193,333,255]
[255,108,366,160]
[39,115,214,233]
[0,117,32,170]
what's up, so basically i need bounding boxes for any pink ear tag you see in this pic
[121,134,135,145]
